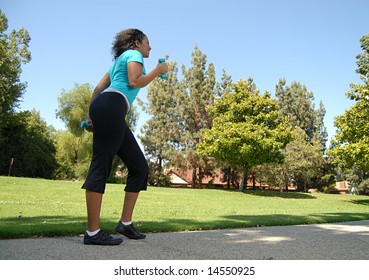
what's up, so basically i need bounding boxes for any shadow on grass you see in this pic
[0,215,87,239]
[242,190,316,199]
[2,212,369,239]
[350,199,369,206]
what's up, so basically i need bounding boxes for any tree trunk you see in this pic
[198,166,203,188]
[191,168,196,188]
[227,166,231,189]
[239,171,247,192]
[158,156,162,174]
[252,172,256,190]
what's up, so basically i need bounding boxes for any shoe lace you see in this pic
[97,231,113,244]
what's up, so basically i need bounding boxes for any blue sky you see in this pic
[2,0,369,144]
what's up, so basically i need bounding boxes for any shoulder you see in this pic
[124,50,143,63]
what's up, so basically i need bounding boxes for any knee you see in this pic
[128,158,148,178]
[140,160,149,178]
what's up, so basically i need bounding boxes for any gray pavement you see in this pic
[1,220,369,260]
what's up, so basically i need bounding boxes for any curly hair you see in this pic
[112,28,147,59]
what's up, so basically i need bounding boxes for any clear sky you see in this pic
[2,0,369,144]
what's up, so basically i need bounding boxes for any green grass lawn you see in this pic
[1,176,369,239]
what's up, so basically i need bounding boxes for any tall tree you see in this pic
[198,79,292,191]
[139,58,183,186]
[55,83,93,178]
[176,46,217,188]
[0,10,31,115]
[0,10,32,173]
[275,79,327,150]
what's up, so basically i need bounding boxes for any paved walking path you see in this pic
[1,220,369,260]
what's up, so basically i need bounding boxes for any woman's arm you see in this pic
[127,61,168,88]
[90,72,111,104]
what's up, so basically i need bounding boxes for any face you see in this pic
[135,36,151,58]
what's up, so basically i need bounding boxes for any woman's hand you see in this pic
[155,62,168,75]
[86,116,93,132]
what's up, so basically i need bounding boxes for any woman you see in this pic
[82,29,168,245]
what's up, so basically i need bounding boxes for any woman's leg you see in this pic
[115,126,148,239]
[86,190,103,231]
[84,189,123,245]
[116,190,145,239]
[120,192,139,223]
[117,126,148,219]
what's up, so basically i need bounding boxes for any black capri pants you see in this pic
[82,91,148,194]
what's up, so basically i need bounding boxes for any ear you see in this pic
[134,40,141,49]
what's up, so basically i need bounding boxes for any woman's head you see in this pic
[112,28,148,59]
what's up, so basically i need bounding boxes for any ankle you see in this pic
[86,229,100,236]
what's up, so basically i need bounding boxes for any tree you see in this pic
[0,10,31,115]
[255,127,328,192]
[139,58,182,186]
[53,129,92,179]
[141,55,234,187]
[282,129,324,192]
[53,130,80,179]
[275,79,327,150]
[55,83,93,178]
[330,76,369,170]
[330,33,369,172]
[56,83,93,136]
[259,80,328,192]
[198,79,292,191]
[0,10,32,173]
[175,46,217,188]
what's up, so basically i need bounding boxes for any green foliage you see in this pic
[0,110,57,178]
[56,83,92,136]
[198,79,292,170]
[283,129,324,191]
[53,130,92,179]
[356,33,369,77]
[54,84,94,179]
[330,91,369,170]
